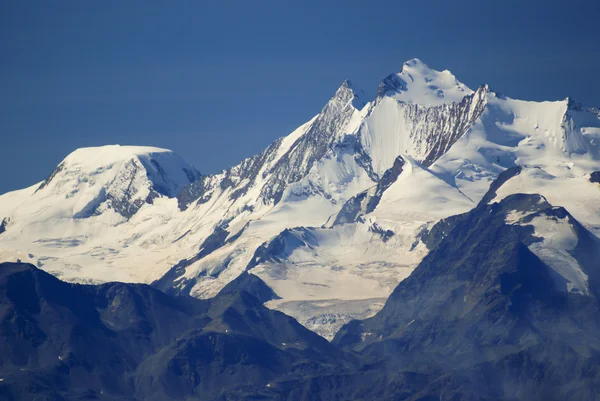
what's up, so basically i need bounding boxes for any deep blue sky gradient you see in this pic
[2,0,600,193]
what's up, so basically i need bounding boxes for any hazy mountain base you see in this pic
[0,264,345,401]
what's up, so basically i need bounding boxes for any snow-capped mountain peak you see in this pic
[0,144,202,283]
[47,145,198,195]
[377,58,473,105]
[9,145,199,222]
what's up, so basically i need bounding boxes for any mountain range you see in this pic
[1,59,599,398]
[2,187,600,399]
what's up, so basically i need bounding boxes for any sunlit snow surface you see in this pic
[1,60,600,339]
[506,210,588,295]
[378,58,473,106]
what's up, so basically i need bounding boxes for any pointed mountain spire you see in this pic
[331,79,366,110]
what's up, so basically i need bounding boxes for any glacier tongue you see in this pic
[1,59,600,340]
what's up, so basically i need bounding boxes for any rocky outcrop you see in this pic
[333,156,405,225]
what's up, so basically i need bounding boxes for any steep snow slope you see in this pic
[1,59,599,340]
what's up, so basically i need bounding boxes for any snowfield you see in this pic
[1,59,599,339]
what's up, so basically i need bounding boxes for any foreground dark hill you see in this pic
[334,192,600,400]
[2,190,600,400]
[0,264,343,401]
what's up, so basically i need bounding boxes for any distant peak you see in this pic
[377,58,473,106]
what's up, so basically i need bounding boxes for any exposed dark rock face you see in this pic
[335,133,380,182]
[198,225,230,254]
[567,97,585,111]
[176,175,211,210]
[152,255,199,296]
[332,87,489,227]
[376,73,408,98]
[376,156,406,195]
[421,165,524,251]
[217,271,280,304]
[153,222,250,296]
[333,156,405,225]
[414,85,489,167]
[34,162,66,193]
[368,222,394,242]
[103,158,198,219]
[179,138,286,211]
[479,166,522,204]
[331,191,369,226]
[36,156,199,219]
[71,159,153,219]
[591,171,600,183]
[245,228,318,271]
[0,217,8,235]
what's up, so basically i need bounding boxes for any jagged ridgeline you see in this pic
[0,58,599,343]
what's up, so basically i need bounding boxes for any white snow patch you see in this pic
[505,210,531,225]
[522,214,588,294]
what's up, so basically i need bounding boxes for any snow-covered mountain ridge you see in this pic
[1,58,599,338]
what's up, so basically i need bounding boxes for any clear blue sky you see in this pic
[2,0,599,194]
